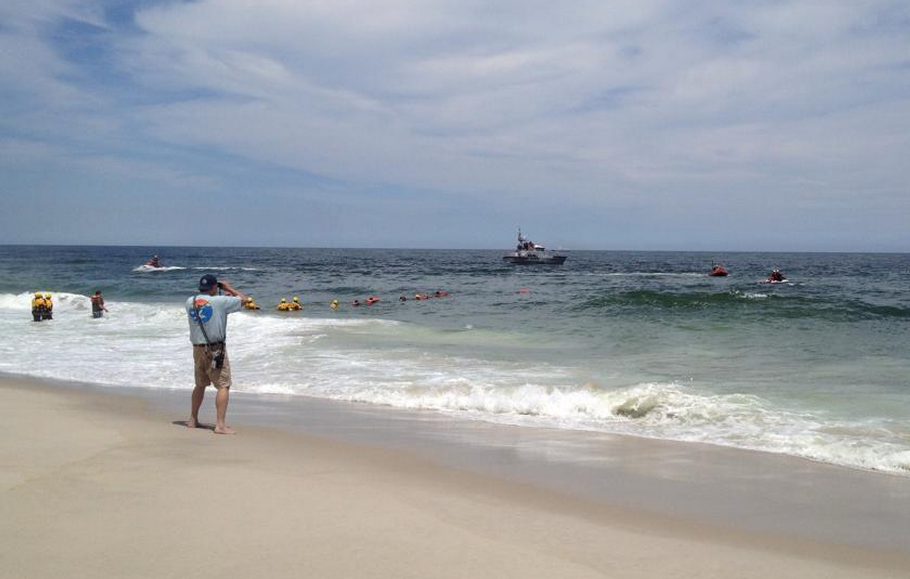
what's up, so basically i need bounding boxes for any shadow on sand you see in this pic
[171,420,215,431]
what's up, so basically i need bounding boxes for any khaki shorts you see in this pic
[193,346,232,389]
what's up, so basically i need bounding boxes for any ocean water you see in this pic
[2,245,909,474]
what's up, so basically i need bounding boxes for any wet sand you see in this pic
[1,375,908,578]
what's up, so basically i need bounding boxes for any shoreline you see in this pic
[2,374,909,578]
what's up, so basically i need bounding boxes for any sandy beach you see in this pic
[1,375,908,579]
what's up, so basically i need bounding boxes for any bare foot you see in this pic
[213,426,236,435]
[185,418,198,428]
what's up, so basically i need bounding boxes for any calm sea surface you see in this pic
[2,245,908,473]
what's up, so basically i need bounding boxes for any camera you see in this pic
[212,350,225,369]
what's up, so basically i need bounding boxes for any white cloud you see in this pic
[2,0,909,247]
[122,1,910,181]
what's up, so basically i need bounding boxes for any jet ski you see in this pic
[759,269,788,284]
[133,255,184,272]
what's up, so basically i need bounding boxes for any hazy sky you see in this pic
[1,0,909,250]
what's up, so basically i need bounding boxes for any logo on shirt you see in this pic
[190,298,213,323]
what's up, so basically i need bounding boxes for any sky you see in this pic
[1,0,909,251]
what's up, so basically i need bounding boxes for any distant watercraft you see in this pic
[133,255,184,272]
[760,269,788,284]
[133,265,185,272]
[503,229,567,265]
[709,263,728,277]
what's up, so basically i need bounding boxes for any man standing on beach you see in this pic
[186,274,246,434]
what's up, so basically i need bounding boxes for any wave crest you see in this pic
[0,292,91,311]
[575,289,910,320]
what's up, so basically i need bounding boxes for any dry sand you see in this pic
[1,376,907,579]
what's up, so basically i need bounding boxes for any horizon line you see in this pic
[0,242,908,255]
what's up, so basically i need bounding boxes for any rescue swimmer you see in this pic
[31,292,45,322]
[43,293,53,320]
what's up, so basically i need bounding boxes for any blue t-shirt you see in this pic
[186,294,242,345]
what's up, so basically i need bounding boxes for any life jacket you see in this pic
[32,297,45,311]
[277,303,290,311]
[44,298,53,311]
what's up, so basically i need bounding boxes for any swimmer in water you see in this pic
[90,290,108,318]
[31,292,45,322]
[43,293,53,320]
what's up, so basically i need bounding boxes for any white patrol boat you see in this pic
[502,229,567,265]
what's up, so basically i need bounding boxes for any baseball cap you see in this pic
[198,274,218,291]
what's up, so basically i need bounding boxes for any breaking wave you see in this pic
[311,379,910,474]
